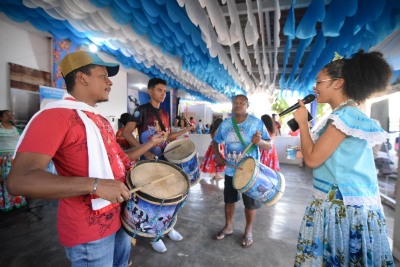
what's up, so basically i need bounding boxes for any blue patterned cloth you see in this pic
[295,106,394,266]
[213,115,270,177]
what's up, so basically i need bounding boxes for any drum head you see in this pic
[233,157,255,190]
[130,160,189,200]
[164,139,196,163]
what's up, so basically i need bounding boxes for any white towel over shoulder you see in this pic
[15,94,114,211]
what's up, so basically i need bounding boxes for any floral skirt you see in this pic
[294,185,394,267]
[0,152,26,211]
[260,144,280,171]
[200,144,225,175]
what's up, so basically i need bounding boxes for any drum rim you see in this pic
[265,172,286,206]
[164,139,196,163]
[233,157,257,192]
[127,159,190,204]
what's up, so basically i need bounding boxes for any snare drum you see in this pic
[164,139,200,186]
[233,157,285,206]
[121,160,190,242]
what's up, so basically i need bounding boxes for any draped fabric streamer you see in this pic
[179,0,253,92]
[279,0,295,91]
[283,0,400,96]
[299,32,326,90]
[258,1,271,90]
[287,37,313,92]
[0,0,248,102]
[272,0,281,91]
[256,0,267,89]
[322,0,357,37]
[295,0,325,39]
[244,0,259,47]
[1,0,399,99]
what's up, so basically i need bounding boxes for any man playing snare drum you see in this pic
[122,77,194,253]
[211,94,272,248]
[7,51,166,266]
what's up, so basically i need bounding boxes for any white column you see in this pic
[393,130,400,260]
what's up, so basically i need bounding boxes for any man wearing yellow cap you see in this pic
[7,51,165,266]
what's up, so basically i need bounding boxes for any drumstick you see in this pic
[157,144,181,158]
[236,143,253,163]
[129,174,175,194]
[225,162,243,170]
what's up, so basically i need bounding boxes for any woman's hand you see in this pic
[293,99,309,124]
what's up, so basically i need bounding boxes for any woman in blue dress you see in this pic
[293,50,394,266]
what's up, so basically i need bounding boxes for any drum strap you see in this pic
[232,117,256,154]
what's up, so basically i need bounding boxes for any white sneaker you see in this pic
[150,239,167,253]
[168,228,183,241]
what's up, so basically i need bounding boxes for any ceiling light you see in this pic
[132,83,147,90]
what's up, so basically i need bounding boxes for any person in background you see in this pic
[260,114,280,171]
[171,116,181,136]
[0,110,26,211]
[116,113,132,151]
[172,118,190,140]
[173,116,181,129]
[293,50,394,266]
[212,94,272,248]
[6,51,166,267]
[204,124,210,134]
[288,128,300,137]
[189,117,196,133]
[122,77,194,253]
[272,114,281,136]
[200,118,225,180]
[196,119,204,134]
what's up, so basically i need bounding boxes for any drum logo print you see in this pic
[256,184,272,201]
[123,195,177,236]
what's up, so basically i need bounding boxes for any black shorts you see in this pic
[224,175,262,210]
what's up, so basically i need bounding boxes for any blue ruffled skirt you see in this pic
[294,185,394,266]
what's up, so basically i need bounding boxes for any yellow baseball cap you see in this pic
[59,51,119,77]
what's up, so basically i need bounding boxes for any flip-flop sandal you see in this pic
[241,235,253,248]
[212,230,233,240]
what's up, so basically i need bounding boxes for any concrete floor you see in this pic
[0,163,398,267]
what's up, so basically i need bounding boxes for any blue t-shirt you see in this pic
[213,115,270,176]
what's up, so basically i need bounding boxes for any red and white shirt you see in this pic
[17,107,131,247]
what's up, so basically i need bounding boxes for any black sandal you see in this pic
[212,230,233,240]
[241,235,253,248]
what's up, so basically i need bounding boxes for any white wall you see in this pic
[0,16,132,133]
[188,134,212,157]
[183,103,214,125]
[0,16,51,109]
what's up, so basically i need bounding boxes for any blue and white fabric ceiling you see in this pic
[1,0,400,102]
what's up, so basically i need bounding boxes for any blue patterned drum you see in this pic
[164,139,200,186]
[122,160,190,242]
[233,157,285,206]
